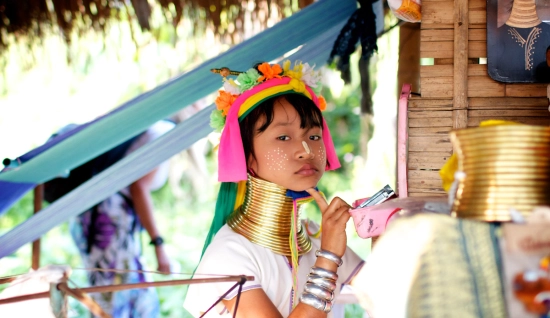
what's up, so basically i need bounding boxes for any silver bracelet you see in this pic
[315,249,343,267]
[304,282,334,301]
[323,299,333,313]
[310,266,338,281]
[299,292,333,313]
[307,274,337,291]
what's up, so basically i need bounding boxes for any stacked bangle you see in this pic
[299,266,338,313]
[310,266,338,281]
[300,293,333,313]
[307,274,337,291]
[315,249,343,267]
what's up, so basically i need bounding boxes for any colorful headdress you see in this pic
[211,60,341,182]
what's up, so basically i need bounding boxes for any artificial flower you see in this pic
[223,79,240,95]
[301,63,322,89]
[257,63,282,82]
[236,69,261,93]
[289,78,306,93]
[215,90,238,116]
[282,60,303,80]
[311,83,322,96]
[318,96,327,111]
[210,109,226,132]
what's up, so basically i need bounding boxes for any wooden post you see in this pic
[32,184,44,270]
[397,84,411,198]
[453,0,469,129]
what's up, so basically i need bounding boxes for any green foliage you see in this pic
[321,83,363,184]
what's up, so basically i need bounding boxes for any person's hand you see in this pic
[306,188,351,258]
[154,245,171,274]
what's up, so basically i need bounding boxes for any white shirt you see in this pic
[184,222,364,317]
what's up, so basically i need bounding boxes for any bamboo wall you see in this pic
[406,0,550,197]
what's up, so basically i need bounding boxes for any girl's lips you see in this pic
[296,165,317,176]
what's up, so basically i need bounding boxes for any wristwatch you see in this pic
[149,236,164,246]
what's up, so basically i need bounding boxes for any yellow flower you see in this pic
[289,78,306,93]
[257,63,282,82]
[215,90,238,116]
[283,60,303,80]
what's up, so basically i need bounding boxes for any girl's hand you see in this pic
[306,188,351,258]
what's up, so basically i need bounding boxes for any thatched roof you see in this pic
[0,0,313,48]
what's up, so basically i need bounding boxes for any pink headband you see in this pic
[218,77,340,182]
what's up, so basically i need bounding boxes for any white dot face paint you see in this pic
[316,145,326,166]
[264,147,290,171]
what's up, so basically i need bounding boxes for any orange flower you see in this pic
[318,96,327,111]
[257,63,282,82]
[215,90,238,116]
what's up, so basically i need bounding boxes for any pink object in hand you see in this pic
[349,198,401,239]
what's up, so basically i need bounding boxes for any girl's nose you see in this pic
[297,141,315,159]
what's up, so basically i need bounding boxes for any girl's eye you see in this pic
[310,135,321,141]
[277,135,290,141]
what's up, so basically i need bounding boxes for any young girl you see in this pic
[184,61,365,317]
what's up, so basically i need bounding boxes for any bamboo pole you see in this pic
[452,0,469,129]
[58,283,111,318]
[0,277,17,285]
[31,184,44,270]
[0,275,254,305]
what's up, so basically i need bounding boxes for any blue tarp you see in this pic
[0,0,357,258]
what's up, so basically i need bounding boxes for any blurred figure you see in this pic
[46,120,175,317]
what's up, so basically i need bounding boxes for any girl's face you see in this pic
[247,98,326,191]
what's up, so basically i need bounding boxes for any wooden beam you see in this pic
[453,0,469,129]
[420,29,486,42]
[32,184,44,270]
[505,84,548,97]
[469,97,549,108]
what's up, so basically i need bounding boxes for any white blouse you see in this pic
[184,221,364,317]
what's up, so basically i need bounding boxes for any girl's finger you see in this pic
[306,188,329,212]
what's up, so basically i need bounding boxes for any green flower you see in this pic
[236,68,261,93]
[311,81,322,95]
[210,109,226,132]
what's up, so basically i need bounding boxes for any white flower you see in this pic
[223,79,241,95]
[301,63,322,88]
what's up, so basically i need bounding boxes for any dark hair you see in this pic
[240,94,324,166]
